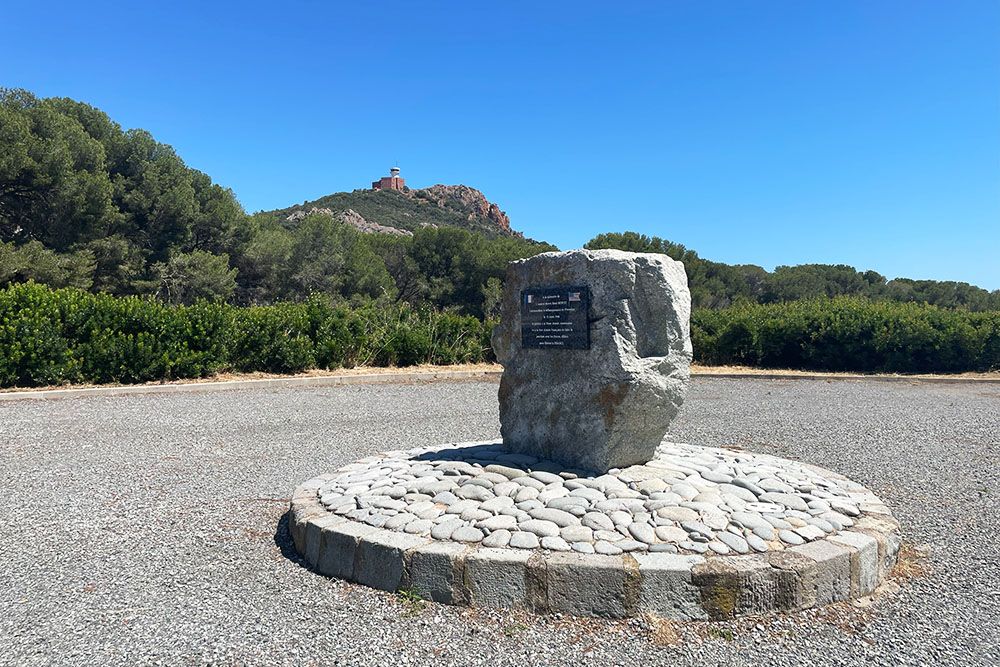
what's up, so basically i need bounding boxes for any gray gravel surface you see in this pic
[1,377,998,666]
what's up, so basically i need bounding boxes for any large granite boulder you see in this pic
[492,249,691,473]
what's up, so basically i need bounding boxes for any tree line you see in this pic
[585,232,1000,312]
[3,89,997,318]
[0,89,551,317]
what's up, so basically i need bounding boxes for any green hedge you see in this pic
[4,285,998,388]
[0,282,493,387]
[692,297,1000,373]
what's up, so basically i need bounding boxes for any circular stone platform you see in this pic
[289,441,900,619]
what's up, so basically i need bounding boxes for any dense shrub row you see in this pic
[692,297,1000,373]
[4,285,999,388]
[0,283,493,387]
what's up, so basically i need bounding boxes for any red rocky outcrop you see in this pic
[415,185,519,236]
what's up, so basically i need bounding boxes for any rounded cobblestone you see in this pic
[308,439,888,558]
[293,436,900,620]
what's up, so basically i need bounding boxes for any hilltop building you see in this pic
[372,166,405,191]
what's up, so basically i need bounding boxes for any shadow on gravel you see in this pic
[274,511,307,567]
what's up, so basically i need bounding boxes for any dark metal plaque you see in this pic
[520,285,590,350]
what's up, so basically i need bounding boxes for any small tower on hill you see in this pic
[372,166,405,191]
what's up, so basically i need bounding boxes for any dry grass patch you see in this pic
[644,613,682,646]
[892,542,933,582]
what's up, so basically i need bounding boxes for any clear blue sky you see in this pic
[6,2,1000,289]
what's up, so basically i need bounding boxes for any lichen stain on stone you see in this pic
[525,553,549,614]
[622,553,642,612]
[701,579,738,620]
[596,383,629,428]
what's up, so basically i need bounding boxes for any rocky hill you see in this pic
[270,185,522,239]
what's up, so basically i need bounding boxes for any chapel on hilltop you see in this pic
[372,166,405,191]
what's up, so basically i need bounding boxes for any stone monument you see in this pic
[288,247,900,620]
[492,249,692,472]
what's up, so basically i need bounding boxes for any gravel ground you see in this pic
[1,377,997,666]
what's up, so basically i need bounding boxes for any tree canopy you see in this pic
[2,90,996,314]
[585,232,1000,311]
[1,89,244,302]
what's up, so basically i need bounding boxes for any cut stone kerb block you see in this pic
[492,249,692,473]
